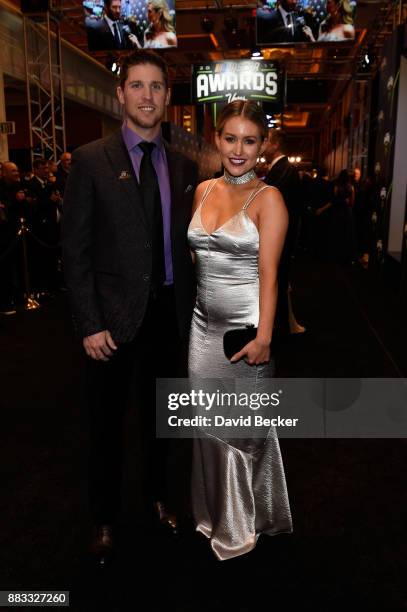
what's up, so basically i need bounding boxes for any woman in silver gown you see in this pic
[188,100,293,560]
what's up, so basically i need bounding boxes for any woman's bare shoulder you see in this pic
[195,178,216,196]
[256,184,285,207]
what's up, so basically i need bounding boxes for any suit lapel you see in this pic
[103,130,150,231]
[165,143,183,240]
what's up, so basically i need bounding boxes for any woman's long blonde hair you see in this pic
[145,0,175,39]
[323,0,354,30]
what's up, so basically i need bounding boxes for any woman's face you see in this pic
[147,4,160,25]
[215,116,266,177]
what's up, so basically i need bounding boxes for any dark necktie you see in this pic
[286,12,294,37]
[138,141,166,287]
[113,21,121,47]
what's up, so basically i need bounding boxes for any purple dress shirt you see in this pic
[121,122,173,285]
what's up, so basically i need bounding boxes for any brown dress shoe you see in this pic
[153,501,179,536]
[91,524,115,566]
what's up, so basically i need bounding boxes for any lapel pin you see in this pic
[119,170,131,180]
[184,184,193,193]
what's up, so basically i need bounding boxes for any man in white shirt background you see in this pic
[257,0,317,44]
[86,0,141,51]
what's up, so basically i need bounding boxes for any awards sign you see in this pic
[193,61,281,106]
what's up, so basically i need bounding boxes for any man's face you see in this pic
[35,163,49,180]
[61,153,72,172]
[354,168,361,183]
[2,162,20,184]
[264,131,280,162]
[326,0,338,16]
[117,63,170,134]
[49,161,58,174]
[280,0,297,12]
[107,0,121,21]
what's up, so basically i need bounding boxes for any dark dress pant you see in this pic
[85,285,182,526]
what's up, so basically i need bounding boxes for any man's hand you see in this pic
[83,330,118,361]
[128,33,141,48]
[15,190,26,202]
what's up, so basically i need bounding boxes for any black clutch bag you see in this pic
[223,324,257,360]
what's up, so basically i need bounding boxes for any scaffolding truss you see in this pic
[23,11,66,163]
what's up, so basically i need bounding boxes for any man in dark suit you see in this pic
[86,0,141,51]
[62,50,198,565]
[55,152,71,195]
[257,0,316,44]
[27,159,60,295]
[0,162,27,314]
[264,129,304,337]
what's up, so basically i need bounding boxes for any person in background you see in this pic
[55,152,72,196]
[86,0,141,50]
[312,166,334,260]
[352,167,373,268]
[0,162,27,315]
[264,129,305,336]
[27,159,61,296]
[330,169,356,264]
[48,160,58,184]
[257,0,317,44]
[143,0,177,48]
[303,0,355,42]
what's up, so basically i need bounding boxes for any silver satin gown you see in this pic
[188,179,293,560]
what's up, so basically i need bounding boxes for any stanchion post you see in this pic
[18,217,40,311]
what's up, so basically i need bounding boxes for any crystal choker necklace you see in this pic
[223,169,257,185]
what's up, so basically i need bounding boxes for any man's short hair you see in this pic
[269,129,289,154]
[119,50,169,90]
[33,158,48,170]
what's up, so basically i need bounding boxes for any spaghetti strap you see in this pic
[242,184,273,211]
[200,179,218,209]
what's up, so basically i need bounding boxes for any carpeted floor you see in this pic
[0,259,406,611]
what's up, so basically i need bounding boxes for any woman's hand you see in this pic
[230,338,270,365]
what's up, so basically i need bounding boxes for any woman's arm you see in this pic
[189,180,209,264]
[166,32,177,46]
[257,188,288,346]
[343,24,355,40]
[231,187,288,365]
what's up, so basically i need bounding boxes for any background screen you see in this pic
[257,0,357,46]
[84,0,177,51]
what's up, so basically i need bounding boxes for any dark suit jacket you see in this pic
[62,129,198,343]
[257,7,312,44]
[86,17,132,51]
[27,176,59,237]
[265,155,301,253]
[264,156,302,335]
